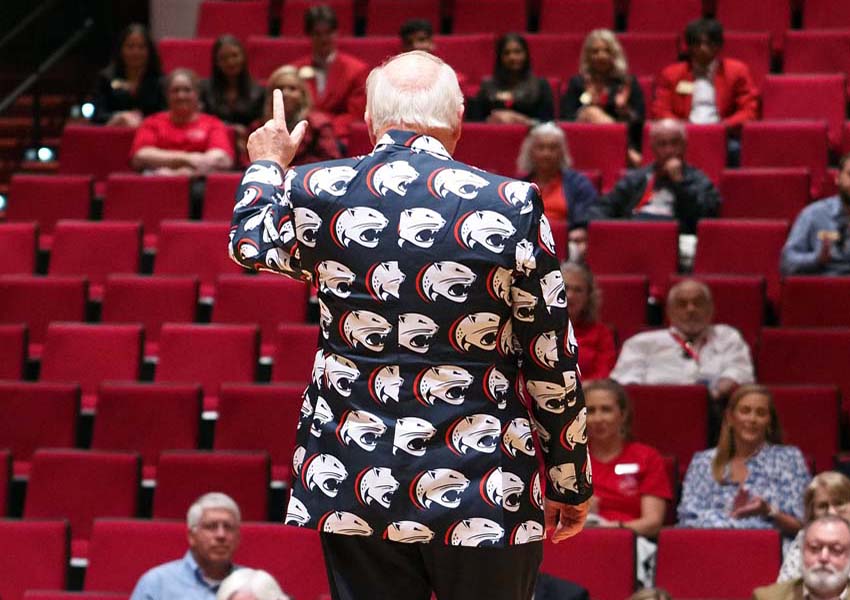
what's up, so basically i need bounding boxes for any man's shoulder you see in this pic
[659,61,691,79]
[710,323,746,341]
[752,579,802,600]
[614,165,652,187]
[620,328,668,348]
[800,195,839,217]
[135,556,186,583]
[719,57,754,78]
[336,51,369,72]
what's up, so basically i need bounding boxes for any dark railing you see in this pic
[0,0,61,55]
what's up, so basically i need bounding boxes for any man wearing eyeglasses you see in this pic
[130,492,242,600]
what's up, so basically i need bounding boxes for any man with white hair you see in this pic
[753,515,850,600]
[229,50,592,600]
[588,118,720,234]
[217,569,290,600]
[130,492,242,600]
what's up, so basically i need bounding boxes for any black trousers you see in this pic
[320,533,543,600]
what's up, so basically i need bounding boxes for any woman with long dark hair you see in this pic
[201,35,264,128]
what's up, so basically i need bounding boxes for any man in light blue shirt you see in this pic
[130,493,242,600]
[782,154,850,275]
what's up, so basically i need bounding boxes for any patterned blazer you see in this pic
[229,129,592,547]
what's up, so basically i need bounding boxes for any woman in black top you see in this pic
[200,35,265,127]
[561,29,645,166]
[90,23,165,126]
[469,32,554,125]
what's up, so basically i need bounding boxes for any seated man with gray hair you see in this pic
[217,569,290,600]
[588,118,720,234]
[130,492,242,600]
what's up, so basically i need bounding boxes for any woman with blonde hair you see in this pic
[678,385,809,547]
[777,471,850,582]
[560,29,645,166]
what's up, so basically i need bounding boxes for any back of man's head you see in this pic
[366,51,463,138]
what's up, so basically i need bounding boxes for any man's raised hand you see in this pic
[246,88,308,167]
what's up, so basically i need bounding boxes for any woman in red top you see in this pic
[561,261,615,380]
[130,68,235,175]
[584,378,672,536]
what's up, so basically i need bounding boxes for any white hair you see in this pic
[516,121,572,174]
[366,50,464,136]
[217,569,290,600]
[187,492,241,529]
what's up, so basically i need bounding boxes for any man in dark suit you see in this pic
[230,50,591,600]
[753,515,850,600]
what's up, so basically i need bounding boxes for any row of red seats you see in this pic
[0,516,788,600]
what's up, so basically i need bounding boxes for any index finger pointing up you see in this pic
[273,88,286,128]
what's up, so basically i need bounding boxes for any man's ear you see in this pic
[365,112,376,146]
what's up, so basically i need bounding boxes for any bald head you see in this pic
[365,51,464,150]
[650,118,687,164]
[667,279,714,339]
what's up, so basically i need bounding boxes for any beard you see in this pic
[803,563,850,597]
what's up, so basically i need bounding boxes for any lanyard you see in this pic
[669,329,700,362]
[632,174,656,214]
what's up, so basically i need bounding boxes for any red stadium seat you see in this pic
[692,219,789,308]
[272,324,321,384]
[0,222,37,275]
[154,220,246,299]
[203,172,243,221]
[245,36,312,80]
[101,275,199,357]
[103,174,191,250]
[453,123,527,177]
[280,0,355,36]
[539,0,614,34]
[91,382,202,482]
[595,275,649,345]
[758,328,850,411]
[158,38,216,78]
[0,381,79,478]
[770,385,839,474]
[40,322,143,413]
[722,32,771,90]
[196,0,269,41]
[715,0,789,55]
[783,30,850,95]
[642,123,726,184]
[0,275,87,359]
[433,34,496,93]
[0,450,9,516]
[336,36,401,69]
[8,175,92,250]
[560,123,628,191]
[49,220,141,301]
[85,518,186,593]
[237,523,329,600]
[761,75,846,152]
[0,323,27,380]
[655,528,781,598]
[587,221,679,301]
[26,593,127,600]
[365,0,441,36]
[58,126,136,187]
[152,450,270,521]
[627,0,701,33]
[213,274,310,357]
[803,0,850,29]
[345,121,372,156]
[451,0,526,34]
[781,277,850,327]
[215,383,304,485]
[618,33,680,77]
[719,168,810,220]
[668,274,765,352]
[0,520,68,600]
[525,33,584,80]
[155,323,259,414]
[626,384,708,474]
[24,449,140,560]
[741,121,830,199]
[540,528,635,600]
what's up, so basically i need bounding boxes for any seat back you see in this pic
[526,33,584,80]
[781,277,850,327]
[453,123,528,177]
[272,324,321,384]
[539,0,614,33]
[203,172,243,221]
[451,0,526,34]
[0,450,9,517]
[719,167,810,220]
[761,75,846,150]
[595,275,649,345]
[58,126,135,182]
[158,38,216,78]
[618,33,680,77]
[626,0,702,33]
[433,34,495,90]
[196,0,269,41]
[0,323,27,379]
[365,0,440,36]
[245,36,312,80]
[0,519,68,600]
[559,123,628,191]
[8,175,92,249]
[0,222,37,274]
[803,0,850,28]
[279,0,355,36]
[770,385,840,474]
[723,32,772,89]
[103,174,191,249]
[715,0,789,54]
[336,36,401,69]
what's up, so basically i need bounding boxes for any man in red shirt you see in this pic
[130,68,234,175]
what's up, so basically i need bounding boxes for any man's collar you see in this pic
[183,550,234,590]
[372,129,453,160]
[802,582,849,600]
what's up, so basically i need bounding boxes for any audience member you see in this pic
[90,23,165,126]
[567,227,589,264]
[628,589,673,600]
[678,385,808,545]
[130,68,234,175]
[611,279,753,401]
[779,472,850,583]
[399,18,435,53]
[469,32,555,125]
[201,35,264,128]
[588,119,720,234]
[652,18,758,136]
[781,153,850,276]
[560,29,645,167]
[262,66,341,166]
[754,516,850,600]
[292,5,368,139]
[217,569,290,600]
[561,262,616,380]
[130,492,242,600]
[516,122,597,227]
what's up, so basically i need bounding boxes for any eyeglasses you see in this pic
[196,520,238,533]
